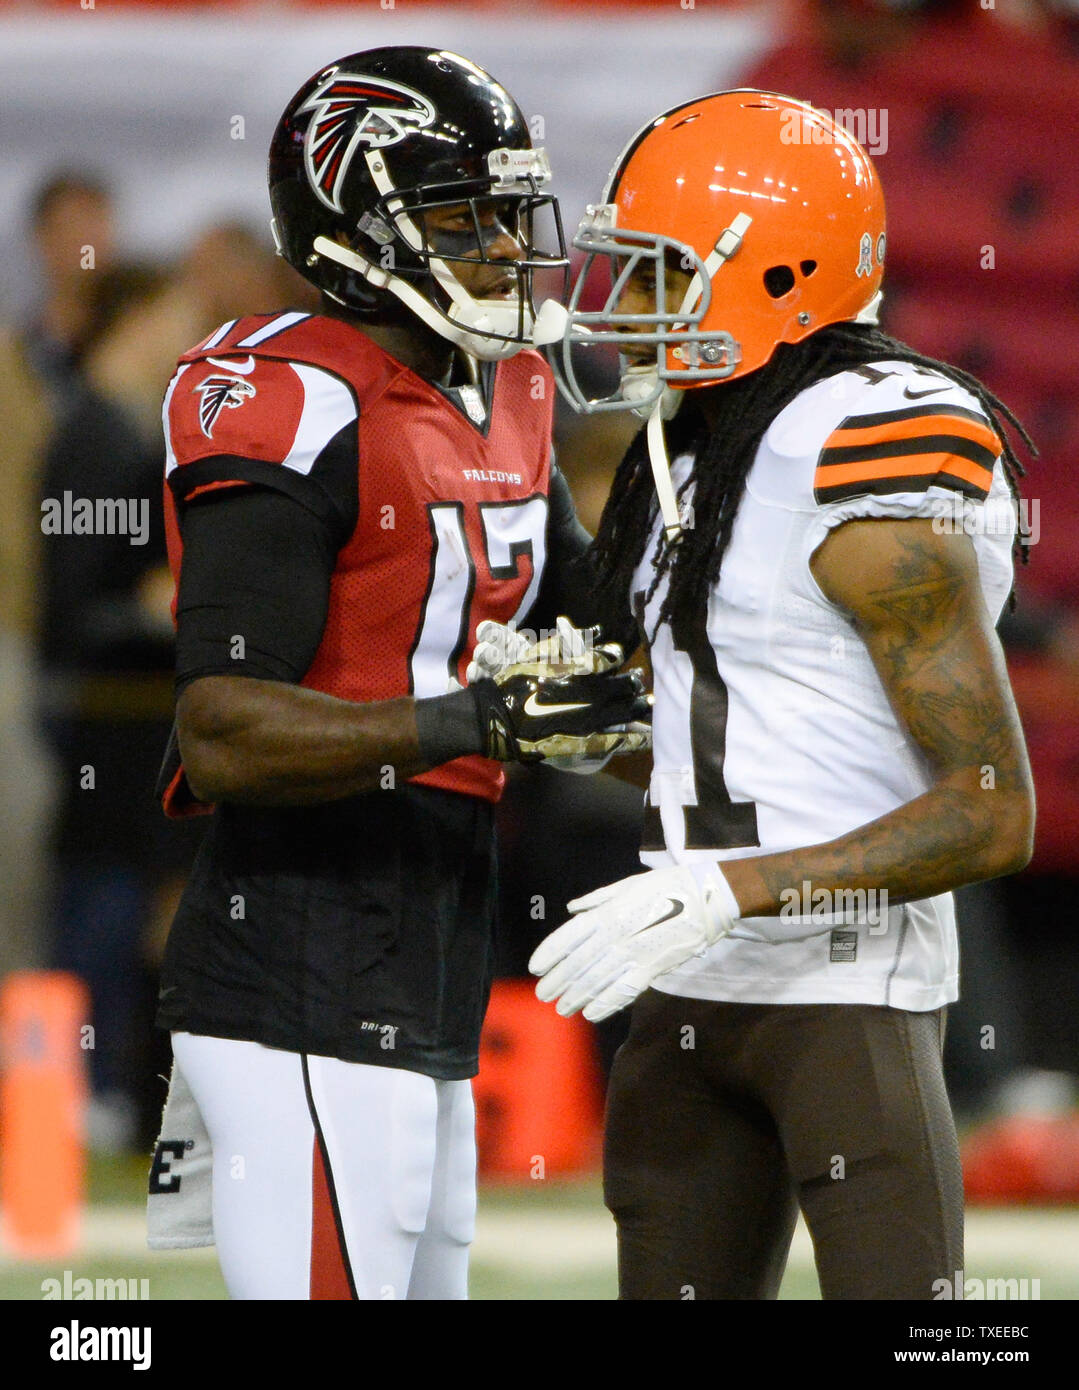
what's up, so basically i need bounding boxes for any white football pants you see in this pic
[171,1032,476,1299]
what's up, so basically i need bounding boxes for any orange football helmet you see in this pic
[553,90,886,416]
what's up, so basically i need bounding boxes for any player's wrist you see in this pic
[686,860,742,940]
[414,686,487,766]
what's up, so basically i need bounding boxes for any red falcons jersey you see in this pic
[162,310,553,808]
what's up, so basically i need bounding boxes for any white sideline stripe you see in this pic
[237,311,309,348]
[4,1206,1079,1280]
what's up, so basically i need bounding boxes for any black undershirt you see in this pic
[174,486,336,693]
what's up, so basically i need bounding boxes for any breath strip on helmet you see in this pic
[674,212,753,324]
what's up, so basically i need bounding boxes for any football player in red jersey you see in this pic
[529,92,1036,1298]
[147,47,647,1300]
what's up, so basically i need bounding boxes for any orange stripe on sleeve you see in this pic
[814,452,994,492]
[183,478,254,502]
[825,412,1000,456]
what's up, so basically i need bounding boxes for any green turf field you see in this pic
[0,1155,1074,1300]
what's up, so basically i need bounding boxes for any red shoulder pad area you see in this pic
[165,355,307,472]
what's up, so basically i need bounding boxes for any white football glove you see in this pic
[529,862,741,1022]
[466,616,651,768]
[467,615,618,684]
[465,620,535,685]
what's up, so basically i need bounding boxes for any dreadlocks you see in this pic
[589,323,1034,637]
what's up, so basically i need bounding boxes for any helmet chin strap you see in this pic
[855,289,883,325]
[314,235,541,361]
[647,398,685,544]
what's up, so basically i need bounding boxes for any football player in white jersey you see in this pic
[530,92,1036,1298]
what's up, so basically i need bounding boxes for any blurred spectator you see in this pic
[0,167,121,987]
[82,222,319,448]
[22,170,116,402]
[745,0,1079,1113]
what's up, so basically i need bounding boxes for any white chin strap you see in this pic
[313,235,545,362]
[855,289,883,325]
[647,401,685,544]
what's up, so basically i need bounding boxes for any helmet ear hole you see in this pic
[799,259,818,278]
[763,264,796,298]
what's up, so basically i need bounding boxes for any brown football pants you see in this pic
[603,990,964,1299]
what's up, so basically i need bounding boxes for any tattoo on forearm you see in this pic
[861,533,1026,791]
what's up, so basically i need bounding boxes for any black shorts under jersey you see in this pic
[157,783,496,1080]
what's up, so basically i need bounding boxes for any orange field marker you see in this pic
[0,971,90,1257]
[474,978,604,1179]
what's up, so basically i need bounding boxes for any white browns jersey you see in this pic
[636,360,1015,1011]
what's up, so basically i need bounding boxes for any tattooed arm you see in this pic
[721,517,1035,917]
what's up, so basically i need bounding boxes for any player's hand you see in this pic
[469,662,651,764]
[467,615,623,684]
[528,862,741,1021]
[467,617,651,767]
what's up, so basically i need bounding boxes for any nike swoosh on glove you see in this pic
[471,665,651,763]
[528,862,741,1021]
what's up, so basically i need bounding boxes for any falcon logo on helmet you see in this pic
[195,374,256,438]
[299,72,437,214]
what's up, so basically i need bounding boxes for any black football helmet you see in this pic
[269,47,568,360]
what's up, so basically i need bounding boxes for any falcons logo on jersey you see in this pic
[195,374,256,438]
[299,72,438,214]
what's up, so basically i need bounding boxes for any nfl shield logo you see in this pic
[457,386,486,426]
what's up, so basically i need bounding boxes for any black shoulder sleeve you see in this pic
[524,462,637,651]
[173,485,337,693]
[167,418,359,552]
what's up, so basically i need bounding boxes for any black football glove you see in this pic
[470,666,651,763]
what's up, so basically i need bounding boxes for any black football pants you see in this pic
[603,991,964,1299]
